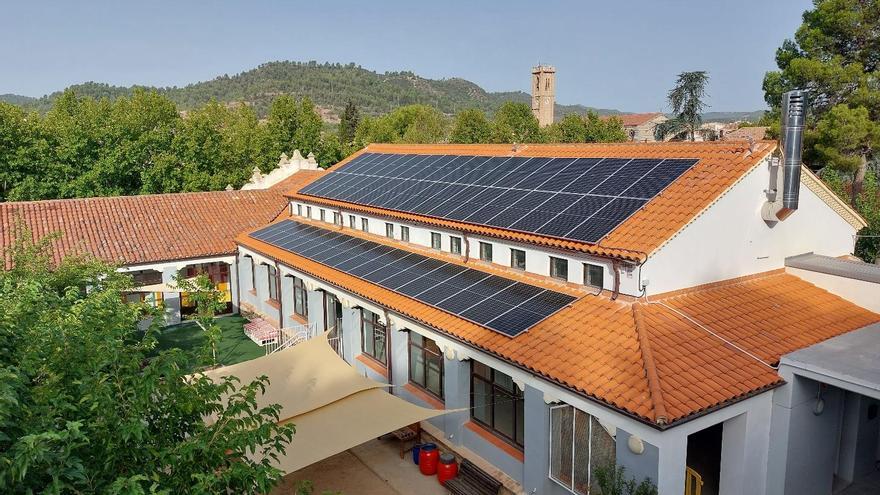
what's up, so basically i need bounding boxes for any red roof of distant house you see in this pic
[724,126,769,142]
[604,112,666,127]
[0,170,324,268]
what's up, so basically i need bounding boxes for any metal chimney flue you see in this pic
[781,90,807,211]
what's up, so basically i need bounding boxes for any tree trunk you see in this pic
[851,154,868,206]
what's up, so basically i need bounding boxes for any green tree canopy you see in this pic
[492,102,542,143]
[338,100,360,145]
[763,0,880,204]
[0,232,295,493]
[354,104,447,144]
[449,108,492,144]
[546,111,628,143]
[654,71,709,141]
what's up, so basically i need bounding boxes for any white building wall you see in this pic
[289,200,642,295]
[785,267,880,312]
[643,159,857,295]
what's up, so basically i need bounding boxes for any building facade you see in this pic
[237,142,879,495]
[4,141,878,495]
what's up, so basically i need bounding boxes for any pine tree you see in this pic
[339,100,360,145]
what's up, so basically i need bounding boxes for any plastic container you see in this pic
[437,452,458,485]
[412,443,422,465]
[418,443,439,475]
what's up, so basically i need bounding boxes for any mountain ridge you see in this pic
[0,60,764,123]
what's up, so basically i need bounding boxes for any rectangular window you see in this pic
[267,265,279,301]
[333,212,342,226]
[549,405,617,495]
[471,361,525,448]
[584,263,604,289]
[348,215,356,228]
[306,206,312,218]
[386,222,394,239]
[360,309,387,365]
[409,333,444,399]
[320,209,326,222]
[361,218,369,232]
[550,257,569,281]
[249,257,256,290]
[296,204,302,216]
[292,275,309,318]
[431,232,442,250]
[401,225,410,242]
[511,248,526,270]
[479,242,493,262]
[450,236,462,255]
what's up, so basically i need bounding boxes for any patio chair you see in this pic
[389,422,421,459]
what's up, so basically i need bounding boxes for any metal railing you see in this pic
[685,466,703,495]
[265,322,317,355]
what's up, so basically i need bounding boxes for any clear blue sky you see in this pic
[0,0,812,112]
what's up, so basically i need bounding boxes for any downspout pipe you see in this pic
[274,260,284,328]
[611,259,621,301]
[234,252,241,315]
[462,232,470,263]
[383,308,393,386]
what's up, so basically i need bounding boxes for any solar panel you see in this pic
[298,153,698,244]
[249,220,577,337]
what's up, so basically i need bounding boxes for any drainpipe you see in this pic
[234,253,241,315]
[383,308,393,386]
[611,259,621,301]
[462,232,470,263]
[274,260,284,328]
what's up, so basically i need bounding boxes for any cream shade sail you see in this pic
[202,332,448,473]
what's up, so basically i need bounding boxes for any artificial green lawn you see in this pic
[148,314,264,371]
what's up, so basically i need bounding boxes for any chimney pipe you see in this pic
[781,90,807,211]
[761,89,807,223]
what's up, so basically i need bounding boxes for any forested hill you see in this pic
[1,61,619,120]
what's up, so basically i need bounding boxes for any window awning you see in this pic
[202,332,448,473]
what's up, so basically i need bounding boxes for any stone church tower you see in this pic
[531,65,556,127]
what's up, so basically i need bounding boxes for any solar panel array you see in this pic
[251,220,577,337]
[299,153,698,243]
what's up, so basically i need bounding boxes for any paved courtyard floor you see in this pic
[273,438,447,495]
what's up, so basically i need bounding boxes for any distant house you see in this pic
[607,112,668,142]
[724,126,769,142]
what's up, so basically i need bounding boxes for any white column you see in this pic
[657,434,687,495]
[228,260,239,314]
[161,266,182,325]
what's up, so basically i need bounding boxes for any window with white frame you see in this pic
[333,212,342,226]
[361,218,369,232]
[550,256,569,281]
[450,236,462,255]
[349,214,356,228]
[479,242,493,262]
[385,222,394,239]
[320,209,326,222]
[549,405,617,495]
[584,263,604,289]
[296,204,302,216]
[431,232,441,250]
[360,309,387,365]
[306,206,312,218]
[401,225,410,242]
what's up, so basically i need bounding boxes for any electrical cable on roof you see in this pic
[642,291,778,370]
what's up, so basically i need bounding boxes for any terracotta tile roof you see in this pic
[603,112,666,127]
[0,170,324,268]
[288,142,777,262]
[239,219,880,427]
[723,126,768,142]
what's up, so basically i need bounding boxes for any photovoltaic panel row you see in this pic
[298,153,698,243]
[249,220,577,337]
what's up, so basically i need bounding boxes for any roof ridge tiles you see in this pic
[632,303,669,425]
